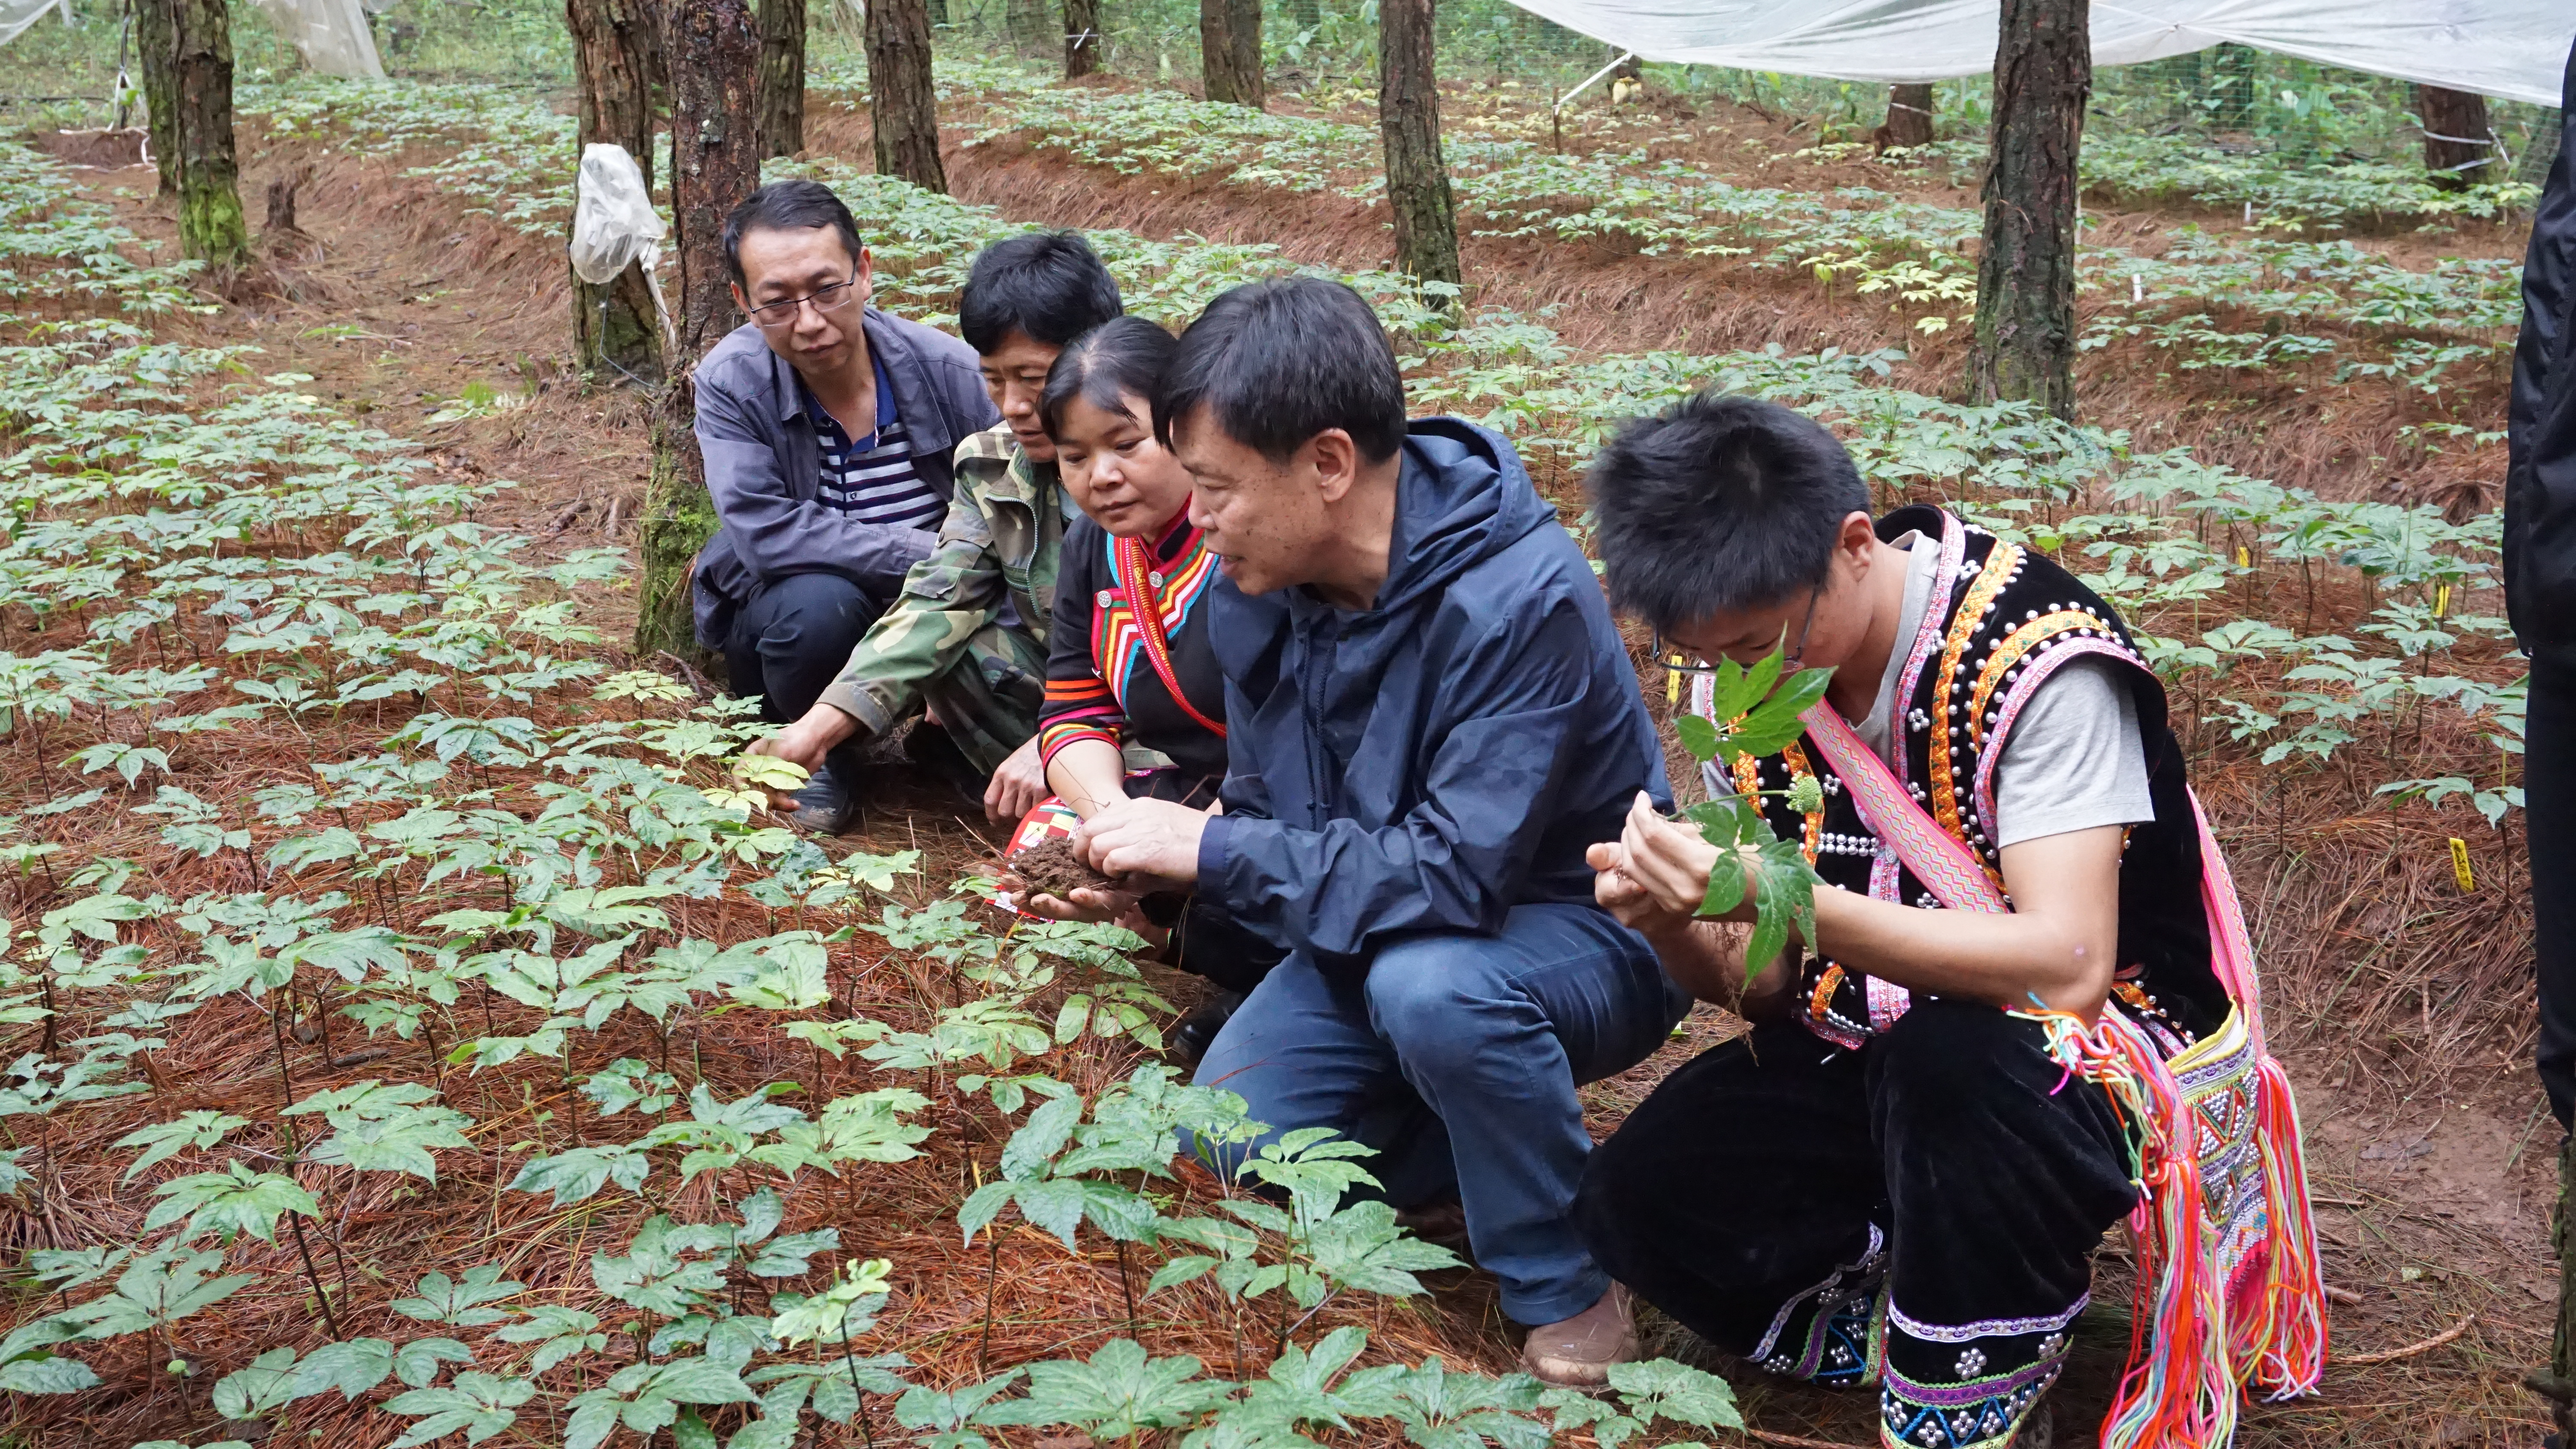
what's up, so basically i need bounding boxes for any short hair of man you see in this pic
[1585,391,1871,632]
[1154,276,1406,464]
[1039,315,1178,439]
[722,180,865,290]
[958,232,1125,356]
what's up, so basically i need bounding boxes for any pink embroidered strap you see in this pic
[1796,703,2008,915]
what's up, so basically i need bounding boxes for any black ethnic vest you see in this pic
[1729,506,2227,1056]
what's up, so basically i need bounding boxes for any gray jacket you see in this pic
[690,308,1002,648]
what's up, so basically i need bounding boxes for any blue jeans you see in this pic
[1189,901,1689,1325]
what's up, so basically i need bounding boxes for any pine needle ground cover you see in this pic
[0,55,2549,1449]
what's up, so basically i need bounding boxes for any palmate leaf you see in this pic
[113,1109,249,1182]
[54,1247,254,1340]
[563,1355,758,1449]
[508,1140,651,1206]
[143,1161,319,1243]
[1602,1358,1742,1433]
[978,1339,1230,1439]
[384,1370,536,1448]
[1682,796,1821,977]
[1341,1357,1549,1449]
[392,1263,525,1327]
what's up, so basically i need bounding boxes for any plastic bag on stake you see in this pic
[570,142,675,355]
[571,142,665,285]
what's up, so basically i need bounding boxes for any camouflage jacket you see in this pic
[817,423,1071,734]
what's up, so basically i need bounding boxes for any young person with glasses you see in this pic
[741,225,1130,830]
[1573,392,2237,1447]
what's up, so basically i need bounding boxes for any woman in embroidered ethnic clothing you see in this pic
[1570,394,2311,1449]
[1002,318,1283,1041]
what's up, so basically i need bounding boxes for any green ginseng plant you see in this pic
[1668,643,1835,979]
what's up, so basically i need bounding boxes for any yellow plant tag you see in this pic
[2235,545,2249,569]
[1665,657,1683,706]
[2433,582,2451,618]
[2448,837,2475,893]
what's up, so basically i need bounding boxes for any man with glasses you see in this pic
[1573,392,2231,1446]
[690,180,1002,815]
[741,230,1130,830]
[1064,277,1688,1389]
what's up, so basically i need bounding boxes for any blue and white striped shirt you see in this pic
[806,364,945,529]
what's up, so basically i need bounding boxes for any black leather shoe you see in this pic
[1170,989,1244,1065]
[788,758,865,836]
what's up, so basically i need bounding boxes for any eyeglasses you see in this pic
[1655,584,1823,675]
[747,273,861,331]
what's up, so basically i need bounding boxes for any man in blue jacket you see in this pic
[688,181,1005,781]
[1071,276,1688,1387]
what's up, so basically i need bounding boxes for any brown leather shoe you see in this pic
[1519,1284,1639,1388]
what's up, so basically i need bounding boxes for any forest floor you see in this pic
[13,67,2555,1447]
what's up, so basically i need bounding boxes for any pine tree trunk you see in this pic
[1005,0,1045,55]
[1967,0,2085,421]
[1377,0,1457,299]
[134,0,178,197]
[2416,84,2494,191]
[1882,82,1933,148]
[757,0,806,156]
[865,0,946,192]
[1198,0,1261,109]
[165,0,246,267]
[568,0,665,385]
[1062,0,1098,79]
[635,0,763,664]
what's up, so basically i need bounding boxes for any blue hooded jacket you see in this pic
[1194,417,1671,980]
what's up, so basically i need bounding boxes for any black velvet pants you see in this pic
[1574,999,2138,1448]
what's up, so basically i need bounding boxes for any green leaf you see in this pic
[1603,1358,1741,1431]
[293,1337,396,1401]
[394,1337,477,1388]
[978,1339,1227,1438]
[392,1263,525,1326]
[112,1109,249,1183]
[384,1370,535,1447]
[213,1346,303,1419]
[143,1161,318,1243]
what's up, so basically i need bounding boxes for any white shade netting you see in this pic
[0,0,69,49]
[247,0,384,78]
[1502,0,2574,107]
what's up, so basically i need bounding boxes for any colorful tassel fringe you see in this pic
[2023,791,2328,1449]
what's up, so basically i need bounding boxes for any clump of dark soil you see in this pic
[1014,836,1115,898]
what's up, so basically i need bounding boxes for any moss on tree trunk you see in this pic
[135,0,178,197]
[165,0,246,267]
[1377,0,1458,300]
[568,0,666,385]
[635,0,763,664]
[1199,0,1261,109]
[757,0,806,157]
[1966,0,2085,421]
[865,0,945,192]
